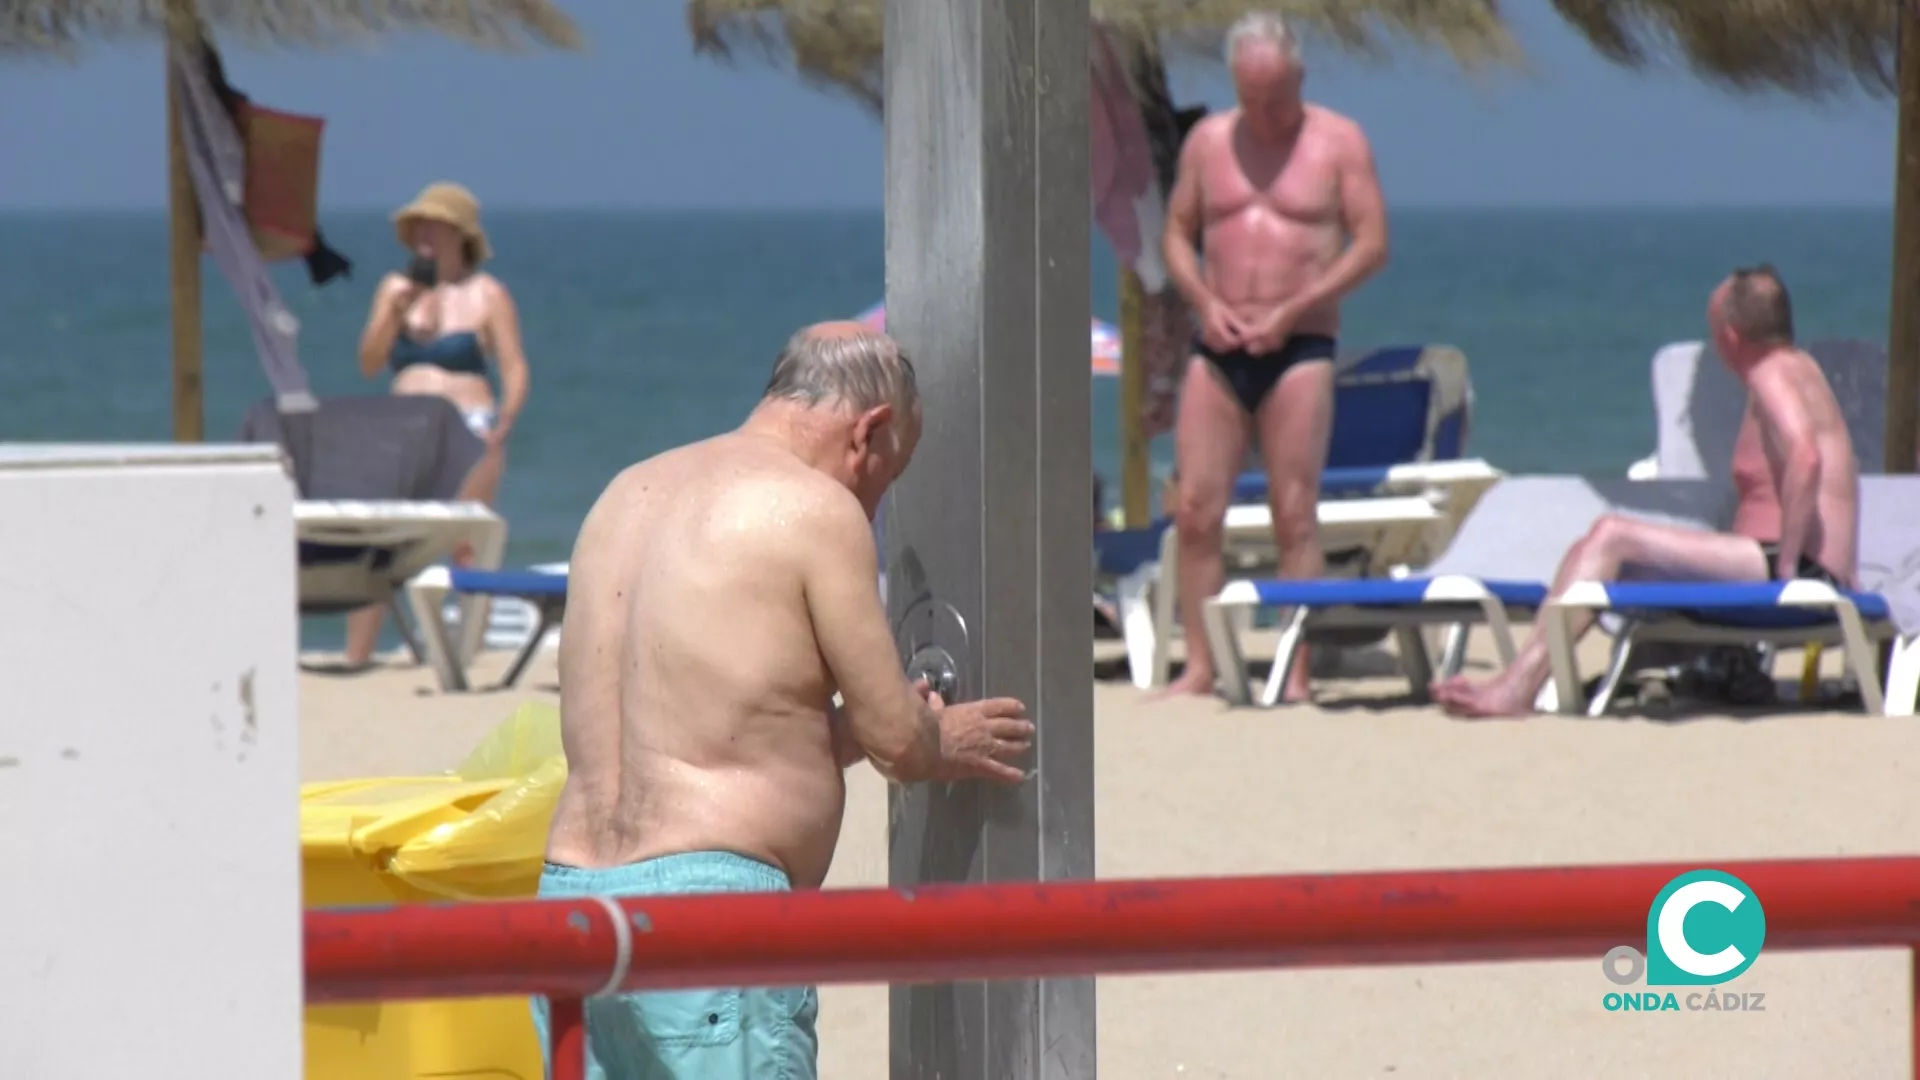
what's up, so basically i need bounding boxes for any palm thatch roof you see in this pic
[1549,0,1894,99]
[686,0,1522,113]
[0,0,582,56]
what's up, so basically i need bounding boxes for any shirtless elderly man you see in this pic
[1160,12,1389,700]
[1435,265,1860,717]
[533,322,1033,1079]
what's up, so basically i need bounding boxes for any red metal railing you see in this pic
[306,856,1920,1079]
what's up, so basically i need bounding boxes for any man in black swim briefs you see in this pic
[1191,333,1340,415]
[1433,265,1862,718]
[1157,14,1391,702]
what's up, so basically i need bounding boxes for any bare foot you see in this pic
[1150,671,1218,700]
[1434,675,1535,719]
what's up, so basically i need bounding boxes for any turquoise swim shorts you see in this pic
[529,852,819,1080]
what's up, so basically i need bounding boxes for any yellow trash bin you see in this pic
[303,703,567,1079]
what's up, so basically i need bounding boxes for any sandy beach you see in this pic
[301,632,1920,1079]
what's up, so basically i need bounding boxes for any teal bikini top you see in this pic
[390,330,487,376]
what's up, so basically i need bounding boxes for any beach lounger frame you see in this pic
[1139,494,1445,688]
[297,500,506,667]
[1187,476,1734,708]
[1137,463,1502,690]
[406,566,567,691]
[1543,580,1920,718]
[1201,574,1546,707]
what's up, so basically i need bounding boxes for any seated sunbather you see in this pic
[1433,266,1861,718]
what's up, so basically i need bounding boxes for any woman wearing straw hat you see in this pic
[351,181,531,666]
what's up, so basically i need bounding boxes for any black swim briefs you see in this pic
[1194,333,1337,413]
[1757,541,1843,587]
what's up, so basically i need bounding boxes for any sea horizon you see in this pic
[1,205,1894,646]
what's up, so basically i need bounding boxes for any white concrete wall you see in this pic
[0,444,302,1079]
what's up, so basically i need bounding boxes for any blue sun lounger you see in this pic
[1538,474,1920,718]
[449,568,567,690]
[1544,579,1915,717]
[1204,575,1548,706]
[407,566,567,691]
[1198,476,1731,707]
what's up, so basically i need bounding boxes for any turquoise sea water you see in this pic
[0,208,1893,642]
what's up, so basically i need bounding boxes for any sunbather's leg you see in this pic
[1433,514,1769,717]
[1254,357,1335,702]
[1159,356,1251,697]
[451,443,507,565]
[345,605,383,668]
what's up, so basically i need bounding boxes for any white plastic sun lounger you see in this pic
[1543,474,1920,718]
[1200,476,1728,707]
[1233,458,1504,540]
[1138,494,1447,689]
[1633,338,1891,482]
[297,500,505,665]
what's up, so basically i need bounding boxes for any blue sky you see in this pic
[0,0,1894,209]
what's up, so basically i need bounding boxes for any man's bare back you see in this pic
[544,323,1033,887]
[533,325,1036,1079]
[546,433,858,887]
[531,325,1038,1079]
[1187,103,1358,341]
[1728,345,1860,583]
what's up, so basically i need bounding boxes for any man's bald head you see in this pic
[762,322,920,418]
[755,322,923,519]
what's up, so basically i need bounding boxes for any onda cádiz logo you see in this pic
[1599,870,1768,1014]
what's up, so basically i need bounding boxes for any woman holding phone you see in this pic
[350,181,531,668]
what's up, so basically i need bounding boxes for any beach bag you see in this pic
[239,102,325,262]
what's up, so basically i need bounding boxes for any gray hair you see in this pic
[762,327,920,416]
[1225,12,1303,68]
[1725,264,1795,344]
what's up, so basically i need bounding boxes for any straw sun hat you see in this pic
[392,182,492,263]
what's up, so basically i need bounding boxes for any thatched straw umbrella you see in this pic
[1549,1,1912,473]
[687,0,1520,524]
[687,1,1519,110]
[2,0,583,441]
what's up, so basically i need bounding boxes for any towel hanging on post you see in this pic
[170,39,317,415]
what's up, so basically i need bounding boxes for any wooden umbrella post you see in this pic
[166,0,205,443]
[1888,0,1920,473]
[1118,267,1151,526]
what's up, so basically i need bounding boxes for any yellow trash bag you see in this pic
[300,701,568,904]
[301,702,568,1080]
[388,700,568,899]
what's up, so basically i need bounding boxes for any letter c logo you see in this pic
[1657,879,1748,978]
